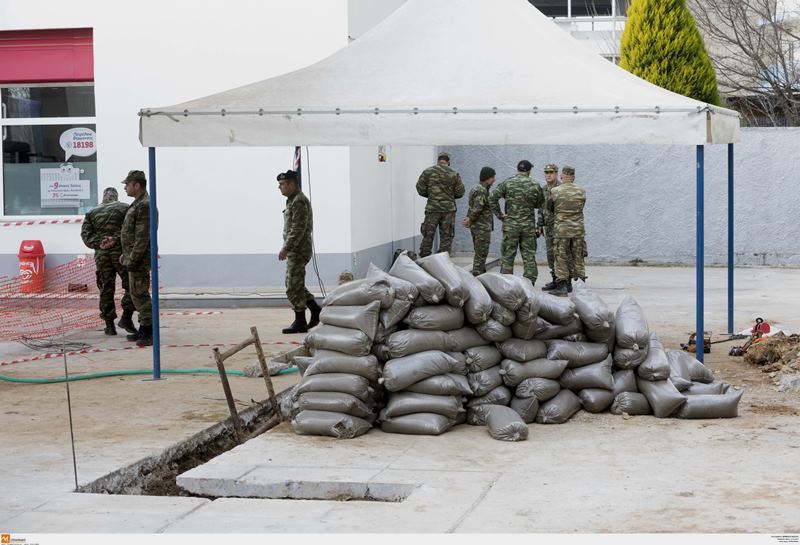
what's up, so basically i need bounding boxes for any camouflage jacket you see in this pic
[542,183,558,230]
[416,163,465,213]
[283,189,313,254]
[81,201,128,252]
[489,173,543,228]
[467,183,494,232]
[121,192,157,270]
[549,182,586,238]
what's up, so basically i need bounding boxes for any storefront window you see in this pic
[1,85,95,118]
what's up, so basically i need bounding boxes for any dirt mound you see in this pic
[744,334,800,374]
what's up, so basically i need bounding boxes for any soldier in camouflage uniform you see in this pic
[81,187,136,335]
[462,166,496,275]
[541,164,576,291]
[416,151,465,257]
[489,160,544,285]
[549,165,587,297]
[278,170,321,334]
[120,170,157,346]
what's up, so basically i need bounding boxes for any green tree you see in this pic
[620,0,722,106]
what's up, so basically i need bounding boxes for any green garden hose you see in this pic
[0,366,298,384]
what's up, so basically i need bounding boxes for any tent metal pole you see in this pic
[696,145,705,362]
[728,143,734,335]
[148,147,161,380]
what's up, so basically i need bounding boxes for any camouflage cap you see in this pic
[561,165,576,175]
[543,163,559,172]
[122,170,146,184]
[437,151,450,161]
[276,170,298,181]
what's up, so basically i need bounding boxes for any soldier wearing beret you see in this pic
[549,165,587,296]
[462,166,496,275]
[416,151,465,257]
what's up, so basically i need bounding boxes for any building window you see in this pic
[529,0,629,18]
[0,29,96,217]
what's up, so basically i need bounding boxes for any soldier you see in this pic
[120,170,157,346]
[462,166,496,275]
[540,163,568,291]
[416,151,465,257]
[549,165,587,297]
[80,187,136,335]
[489,160,544,285]
[277,170,321,334]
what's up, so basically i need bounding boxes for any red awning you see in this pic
[0,28,93,83]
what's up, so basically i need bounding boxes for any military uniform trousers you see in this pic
[555,237,586,281]
[470,228,492,276]
[286,250,313,312]
[500,222,538,283]
[420,211,456,257]
[127,268,153,327]
[95,249,134,321]
[546,227,576,279]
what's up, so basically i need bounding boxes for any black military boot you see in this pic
[104,320,117,336]
[117,310,137,334]
[282,311,308,334]
[136,325,153,347]
[306,299,321,329]
[542,275,558,291]
[126,326,142,342]
[553,280,569,297]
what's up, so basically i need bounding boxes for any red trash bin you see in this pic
[18,240,46,293]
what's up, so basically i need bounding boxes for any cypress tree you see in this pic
[620,0,722,106]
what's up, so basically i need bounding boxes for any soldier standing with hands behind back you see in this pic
[549,165,587,296]
[416,151,465,257]
[462,166,496,275]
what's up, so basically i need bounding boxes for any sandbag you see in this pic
[667,350,693,383]
[637,334,671,381]
[546,340,609,368]
[405,305,464,331]
[467,385,512,407]
[538,293,577,325]
[292,410,372,439]
[613,344,649,370]
[612,369,638,397]
[295,373,375,402]
[578,388,615,413]
[563,333,588,342]
[559,355,614,391]
[685,381,730,395]
[380,298,412,330]
[571,282,613,330]
[533,317,584,341]
[366,262,419,302]
[511,316,545,340]
[448,326,490,351]
[304,324,372,357]
[303,351,381,382]
[674,390,743,419]
[491,302,516,326]
[669,376,693,392]
[468,367,504,397]
[294,392,375,419]
[293,356,313,376]
[466,404,493,426]
[389,253,445,304]
[497,339,547,362]
[464,345,503,372]
[475,319,513,342]
[509,396,540,424]
[319,301,381,341]
[383,392,464,420]
[417,252,468,308]
[382,350,464,392]
[536,390,582,424]
[458,267,493,324]
[322,278,394,309]
[685,355,716,384]
[515,377,561,402]
[447,351,467,366]
[477,272,526,310]
[610,392,652,415]
[636,377,686,418]
[386,329,454,358]
[500,358,569,386]
[585,315,615,348]
[380,412,456,435]
[405,373,473,396]
[371,343,390,362]
[614,295,649,350]
[373,323,394,344]
[487,405,529,441]
[516,278,541,324]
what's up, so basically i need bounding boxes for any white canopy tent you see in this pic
[138,0,741,375]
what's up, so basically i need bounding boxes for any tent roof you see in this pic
[139,0,740,147]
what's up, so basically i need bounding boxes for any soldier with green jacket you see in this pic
[489,160,544,285]
[549,165,587,296]
[81,187,136,335]
[120,170,157,347]
[462,166,496,275]
[278,170,321,334]
[541,163,576,291]
[416,151,465,257]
